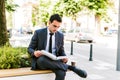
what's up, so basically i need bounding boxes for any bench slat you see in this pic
[0,67,52,78]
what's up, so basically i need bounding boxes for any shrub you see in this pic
[0,45,31,69]
[20,54,31,67]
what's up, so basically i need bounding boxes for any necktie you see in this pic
[49,33,53,53]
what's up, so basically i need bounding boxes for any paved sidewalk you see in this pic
[71,54,120,80]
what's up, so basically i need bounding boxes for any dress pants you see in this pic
[36,56,68,80]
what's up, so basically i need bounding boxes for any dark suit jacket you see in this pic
[28,27,66,70]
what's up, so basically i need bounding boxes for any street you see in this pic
[64,34,117,65]
[64,41,117,67]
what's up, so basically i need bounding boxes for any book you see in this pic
[41,50,68,60]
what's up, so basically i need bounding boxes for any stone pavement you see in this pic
[0,52,120,80]
[72,54,120,80]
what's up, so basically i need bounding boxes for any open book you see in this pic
[41,50,68,60]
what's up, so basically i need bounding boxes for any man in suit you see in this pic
[28,14,87,80]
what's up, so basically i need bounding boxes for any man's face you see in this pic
[48,20,61,33]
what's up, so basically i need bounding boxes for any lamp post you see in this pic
[116,0,120,71]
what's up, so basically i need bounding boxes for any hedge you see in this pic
[0,45,31,69]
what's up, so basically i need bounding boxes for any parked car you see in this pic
[74,31,93,43]
[65,30,93,43]
[104,29,118,36]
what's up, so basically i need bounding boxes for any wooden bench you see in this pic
[0,59,75,78]
[0,67,52,78]
[0,67,81,80]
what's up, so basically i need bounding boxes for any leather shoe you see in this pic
[73,68,87,78]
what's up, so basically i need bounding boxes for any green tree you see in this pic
[0,0,18,46]
[53,0,82,20]
[0,0,8,46]
[5,0,18,12]
[39,0,52,26]
[5,0,19,28]
[52,0,82,31]
[32,0,52,27]
[81,0,114,34]
[52,1,64,17]
[32,3,39,26]
[63,0,82,20]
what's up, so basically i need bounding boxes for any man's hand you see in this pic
[34,50,43,57]
[61,58,68,63]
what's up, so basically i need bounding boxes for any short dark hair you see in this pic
[49,14,62,23]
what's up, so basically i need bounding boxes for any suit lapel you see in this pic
[55,32,59,53]
[43,28,47,49]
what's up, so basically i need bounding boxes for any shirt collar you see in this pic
[47,27,55,36]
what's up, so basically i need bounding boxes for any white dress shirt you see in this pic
[45,28,56,55]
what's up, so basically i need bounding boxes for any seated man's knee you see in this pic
[37,56,46,63]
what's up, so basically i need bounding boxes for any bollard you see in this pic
[70,41,73,55]
[89,43,93,61]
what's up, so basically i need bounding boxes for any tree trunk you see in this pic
[0,0,8,46]
[95,15,101,35]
